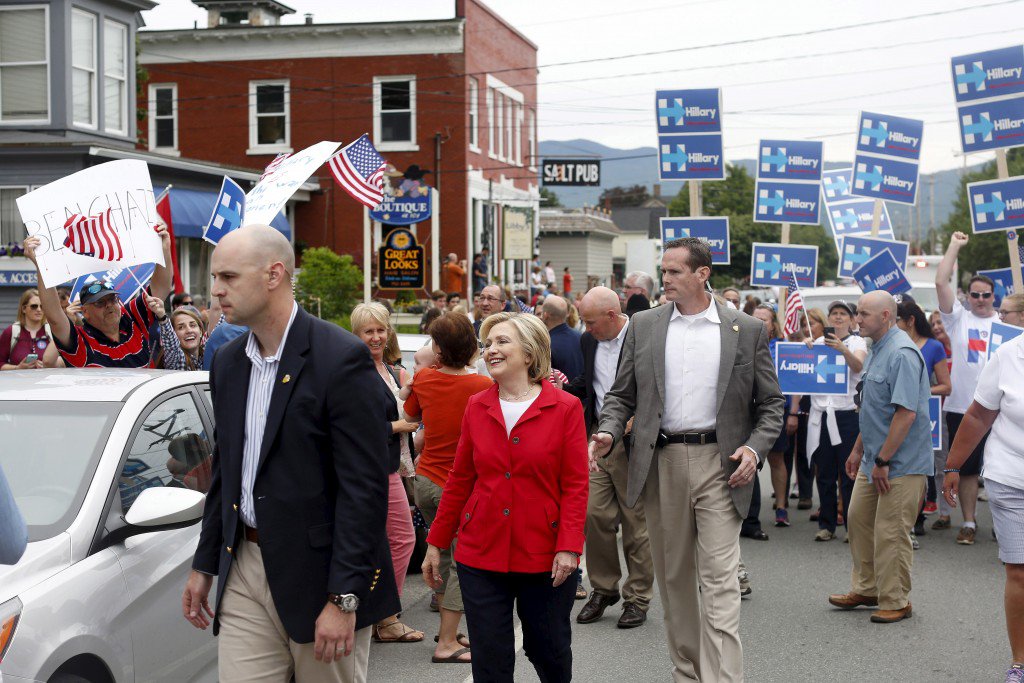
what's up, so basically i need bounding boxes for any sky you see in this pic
[140,0,1024,173]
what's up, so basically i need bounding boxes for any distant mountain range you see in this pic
[538,139,981,246]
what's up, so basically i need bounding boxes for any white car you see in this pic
[396,333,432,369]
[0,370,217,683]
[799,282,940,316]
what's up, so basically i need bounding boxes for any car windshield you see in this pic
[0,401,119,541]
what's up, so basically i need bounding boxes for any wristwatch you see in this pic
[328,593,359,613]
[873,457,890,468]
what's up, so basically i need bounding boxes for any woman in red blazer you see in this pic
[423,312,589,682]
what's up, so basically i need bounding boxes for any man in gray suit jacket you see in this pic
[592,237,784,682]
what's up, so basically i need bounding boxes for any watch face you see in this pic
[341,595,358,611]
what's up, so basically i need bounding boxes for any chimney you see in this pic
[304,13,313,24]
[653,183,661,198]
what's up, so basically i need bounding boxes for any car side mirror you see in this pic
[99,488,205,550]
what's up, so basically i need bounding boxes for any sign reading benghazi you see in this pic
[378,228,425,289]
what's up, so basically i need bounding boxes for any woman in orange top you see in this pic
[402,312,492,665]
[423,312,588,682]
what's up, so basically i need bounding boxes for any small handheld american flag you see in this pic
[783,271,806,337]
[63,209,123,262]
[328,134,386,209]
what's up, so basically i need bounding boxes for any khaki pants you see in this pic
[414,474,463,611]
[847,472,927,611]
[218,539,372,683]
[644,442,743,683]
[586,437,654,608]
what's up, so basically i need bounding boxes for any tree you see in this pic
[539,187,562,208]
[939,148,1024,283]
[598,184,650,207]
[667,165,837,288]
[295,247,363,319]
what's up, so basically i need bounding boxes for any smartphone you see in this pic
[24,353,38,363]
[823,326,836,339]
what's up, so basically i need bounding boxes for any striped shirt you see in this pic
[55,295,155,368]
[239,302,298,529]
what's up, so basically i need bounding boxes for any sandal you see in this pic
[373,621,424,643]
[434,633,471,647]
[432,646,472,664]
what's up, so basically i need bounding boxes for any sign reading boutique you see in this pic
[370,191,432,225]
[378,228,425,290]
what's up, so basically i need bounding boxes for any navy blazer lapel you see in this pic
[256,308,311,475]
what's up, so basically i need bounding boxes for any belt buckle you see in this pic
[684,432,705,446]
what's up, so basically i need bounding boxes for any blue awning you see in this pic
[154,185,292,241]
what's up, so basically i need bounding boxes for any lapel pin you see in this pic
[732,324,739,332]
[282,374,291,384]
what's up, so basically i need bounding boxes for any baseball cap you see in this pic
[80,281,118,305]
[828,300,855,316]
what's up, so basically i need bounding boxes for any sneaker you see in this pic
[932,516,952,530]
[910,531,920,550]
[775,508,791,527]
[1005,664,1024,683]
[815,529,836,542]
[979,489,988,502]
[956,526,977,545]
[923,501,938,515]
[738,568,752,597]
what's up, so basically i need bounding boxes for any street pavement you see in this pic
[369,467,1007,682]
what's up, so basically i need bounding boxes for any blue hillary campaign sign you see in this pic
[857,112,924,161]
[660,217,730,264]
[655,89,722,134]
[774,342,850,396]
[758,140,823,181]
[852,155,920,205]
[203,176,246,244]
[979,266,1023,306]
[837,235,909,279]
[658,134,724,181]
[989,321,1024,359]
[827,201,894,238]
[957,97,1024,154]
[754,181,820,225]
[750,243,818,288]
[967,176,1024,234]
[68,263,156,303]
[822,169,853,202]
[952,45,1024,104]
[852,249,912,295]
[929,396,942,451]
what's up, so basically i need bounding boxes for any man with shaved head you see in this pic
[567,286,654,629]
[183,225,399,682]
[541,295,584,382]
[828,290,933,625]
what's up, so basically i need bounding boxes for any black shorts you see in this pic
[945,411,988,477]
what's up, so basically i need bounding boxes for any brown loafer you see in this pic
[576,592,619,624]
[870,603,912,623]
[828,592,878,610]
[616,602,647,629]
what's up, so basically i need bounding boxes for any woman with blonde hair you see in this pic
[0,289,50,371]
[350,302,423,644]
[423,312,588,681]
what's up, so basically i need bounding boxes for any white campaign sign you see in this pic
[16,160,164,289]
[244,140,340,226]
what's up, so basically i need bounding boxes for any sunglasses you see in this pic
[26,303,41,310]
[969,291,993,299]
[84,282,115,296]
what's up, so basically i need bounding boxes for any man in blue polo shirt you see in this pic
[828,290,933,624]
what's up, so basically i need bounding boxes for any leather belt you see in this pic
[243,524,260,545]
[664,431,717,445]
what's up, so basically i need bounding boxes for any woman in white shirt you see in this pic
[943,328,1024,683]
[805,301,868,542]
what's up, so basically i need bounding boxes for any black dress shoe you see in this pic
[741,529,770,541]
[617,602,647,629]
[576,592,619,624]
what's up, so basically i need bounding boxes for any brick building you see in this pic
[138,0,540,298]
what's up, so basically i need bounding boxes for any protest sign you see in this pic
[16,160,164,289]
[749,243,818,288]
[989,321,1023,359]
[774,342,849,396]
[852,249,913,295]
[967,176,1024,234]
[754,139,822,225]
[203,176,246,245]
[929,396,942,451]
[245,140,340,226]
[69,264,155,303]
[656,88,724,181]
[660,217,730,264]
[851,112,924,207]
[837,235,909,279]
[979,265,1024,306]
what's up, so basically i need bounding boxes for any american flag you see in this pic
[783,271,805,337]
[259,152,291,181]
[328,134,386,208]
[63,209,123,261]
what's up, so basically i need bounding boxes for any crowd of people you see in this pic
[2,226,1023,683]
